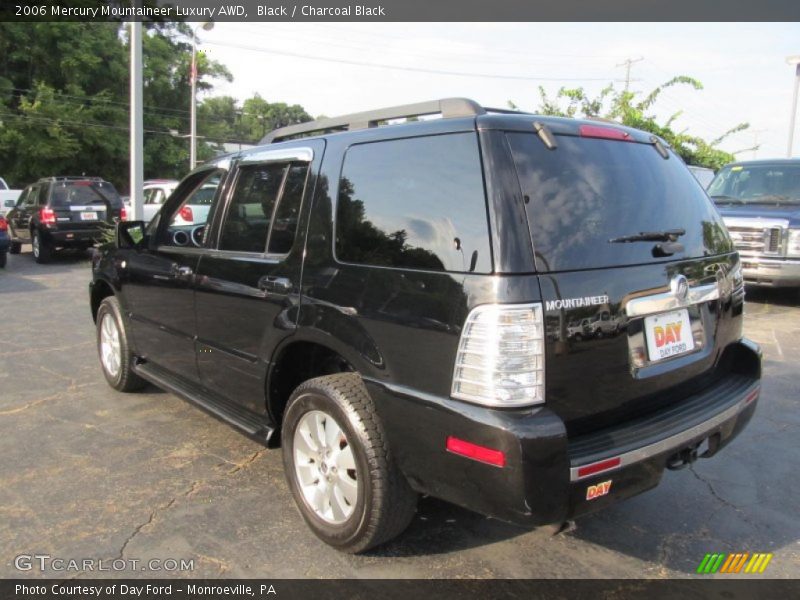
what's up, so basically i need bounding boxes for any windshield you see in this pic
[507,133,733,272]
[50,181,122,208]
[708,164,800,205]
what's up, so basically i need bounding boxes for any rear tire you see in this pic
[282,373,417,553]
[9,241,21,254]
[0,252,6,268]
[32,230,52,264]
[96,296,146,392]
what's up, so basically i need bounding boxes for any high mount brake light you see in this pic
[579,124,632,142]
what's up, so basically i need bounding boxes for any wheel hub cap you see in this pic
[99,313,121,378]
[293,410,358,524]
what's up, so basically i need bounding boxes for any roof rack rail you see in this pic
[483,106,532,115]
[261,97,486,144]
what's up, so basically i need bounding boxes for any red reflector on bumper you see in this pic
[744,387,760,404]
[576,457,621,479]
[446,436,505,467]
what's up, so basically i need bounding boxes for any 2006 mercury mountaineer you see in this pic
[90,98,761,553]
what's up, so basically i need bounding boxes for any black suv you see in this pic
[8,176,125,263]
[90,99,761,553]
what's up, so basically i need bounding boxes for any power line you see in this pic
[616,57,644,91]
[203,39,615,82]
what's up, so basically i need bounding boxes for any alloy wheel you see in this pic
[293,409,359,524]
[99,312,122,378]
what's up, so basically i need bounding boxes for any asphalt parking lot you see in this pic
[1,248,798,579]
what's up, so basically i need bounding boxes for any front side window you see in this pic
[335,133,492,273]
[219,162,309,254]
[168,171,223,229]
[160,169,224,247]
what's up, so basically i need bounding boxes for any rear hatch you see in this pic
[505,124,742,435]
[50,180,123,229]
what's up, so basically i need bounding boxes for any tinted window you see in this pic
[50,181,121,208]
[268,164,308,254]
[220,163,288,253]
[336,133,491,273]
[708,163,800,204]
[507,133,732,272]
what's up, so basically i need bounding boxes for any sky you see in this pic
[194,22,800,159]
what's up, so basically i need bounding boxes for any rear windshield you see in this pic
[50,181,122,208]
[507,133,732,272]
[708,163,800,205]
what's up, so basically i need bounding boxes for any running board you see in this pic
[133,362,275,444]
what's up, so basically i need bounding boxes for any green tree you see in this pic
[0,22,232,190]
[517,77,749,170]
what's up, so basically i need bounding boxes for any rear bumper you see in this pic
[43,226,104,245]
[739,255,800,287]
[367,339,761,527]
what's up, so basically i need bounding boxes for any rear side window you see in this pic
[335,133,492,273]
[50,181,122,208]
[507,133,732,272]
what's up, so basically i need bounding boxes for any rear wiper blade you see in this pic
[609,228,686,243]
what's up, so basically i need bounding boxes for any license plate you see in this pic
[644,309,694,362]
[80,212,97,221]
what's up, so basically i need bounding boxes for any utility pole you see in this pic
[787,56,800,157]
[129,21,143,221]
[751,129,767,159]
[616,57,644,91]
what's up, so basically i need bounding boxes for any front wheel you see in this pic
[282,373,417,553]
[32,230,52,264]
[96,296,146,392]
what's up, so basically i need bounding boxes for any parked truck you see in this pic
[0,177,22,216]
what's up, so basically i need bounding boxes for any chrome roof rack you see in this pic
[261,97,487,144]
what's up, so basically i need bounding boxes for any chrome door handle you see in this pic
[172,264,193,278]
[258,276,292,293]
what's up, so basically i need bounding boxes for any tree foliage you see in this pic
[0,23,313,191]
[519,77,749,170]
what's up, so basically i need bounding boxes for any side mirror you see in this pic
[116,220,147,250]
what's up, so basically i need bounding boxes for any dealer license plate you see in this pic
[644,309,694,362]
[80,212,98,221]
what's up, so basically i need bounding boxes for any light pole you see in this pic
[190,21,214,170]
[787,55,800,158]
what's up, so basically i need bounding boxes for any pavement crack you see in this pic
[228,449,268,475]
[117,496,178,560]
[0,393,62,416]
[689,465,754,527]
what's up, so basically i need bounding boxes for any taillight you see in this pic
[179,206,193,222]
[40,207,56,226]
[579,124,632,142]
[0,217,7,232]
[451,303,545,407]
[120,206,128,221]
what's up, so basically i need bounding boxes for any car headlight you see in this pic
[788,229,800,258]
